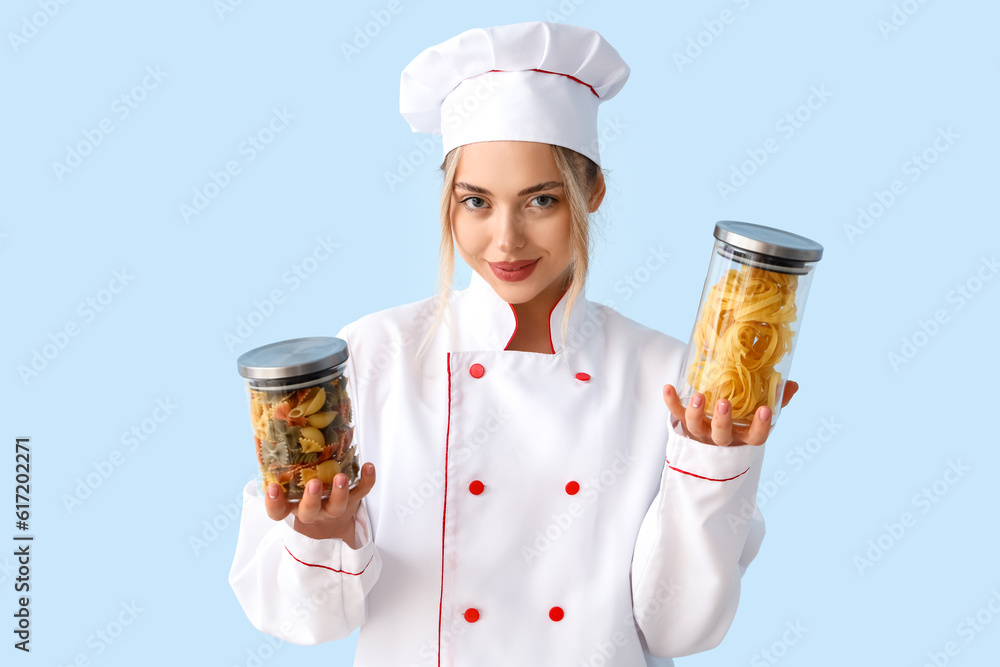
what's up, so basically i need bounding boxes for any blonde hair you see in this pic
[415,143,603,361]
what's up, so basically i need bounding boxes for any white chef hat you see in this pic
[399,21,630,167]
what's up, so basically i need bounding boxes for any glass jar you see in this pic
[237,337,360,501]
[678,221,823,429]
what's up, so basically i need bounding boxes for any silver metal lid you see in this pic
[714,220,824,263]
[237,336,348,381]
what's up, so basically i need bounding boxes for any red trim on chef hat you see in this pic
[399,21,630,167]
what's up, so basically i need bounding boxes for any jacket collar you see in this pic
[457,268,591,354]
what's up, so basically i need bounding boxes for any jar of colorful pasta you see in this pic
[678,221,823,429]
[237,337,360,501]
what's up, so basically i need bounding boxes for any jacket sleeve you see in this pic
[630,416,766,658]
[228,321,381,645]
[228,478,382,645]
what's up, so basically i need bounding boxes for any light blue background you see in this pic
[2,0,998,665]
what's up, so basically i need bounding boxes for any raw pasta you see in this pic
[685,264,797,422]
[249,376,359,500]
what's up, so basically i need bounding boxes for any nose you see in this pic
[494,208,525,254]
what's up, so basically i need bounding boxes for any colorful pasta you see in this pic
[250,374,359,500]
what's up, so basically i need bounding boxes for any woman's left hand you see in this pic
[661,381,799,447]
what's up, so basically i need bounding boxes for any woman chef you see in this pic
[229,20,798,667]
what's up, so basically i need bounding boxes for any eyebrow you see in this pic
[454,181,564,197]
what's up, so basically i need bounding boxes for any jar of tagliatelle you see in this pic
[678,221,824,429]
[237,337,360,501]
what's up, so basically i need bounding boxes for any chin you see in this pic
[484,275,544,305]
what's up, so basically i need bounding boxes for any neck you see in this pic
[505,269,571,354]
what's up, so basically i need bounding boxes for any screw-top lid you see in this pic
[237,337,348,381]
[714,221,824,263]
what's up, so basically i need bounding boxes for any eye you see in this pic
[459,196,489,211]
[531,194,557,208]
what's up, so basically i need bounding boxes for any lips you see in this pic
[488,258,540,282]
[489,259,538,271]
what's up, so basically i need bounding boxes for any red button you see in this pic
[565,481,580,495]
[464,608,480,623]
[549,606,564,622]
[469,480,485,495]
[470,363,485,378]
[575,372,590,382]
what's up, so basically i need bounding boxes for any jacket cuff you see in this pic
[276,503,376,576]
[664,418,764,482]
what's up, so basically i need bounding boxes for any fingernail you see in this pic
[267,484,278,499]
[664,385,674,398]
[336,474,347,489]
[365,463,374,474]
[308,479,320,494]
[718,401,729,415]
[759,406,771,420]
[692,394,703,408]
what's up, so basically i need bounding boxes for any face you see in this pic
[450,141,603,307]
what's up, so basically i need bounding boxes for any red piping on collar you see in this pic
[546,296,559,354]
[504,304,519,351]
[503,295,562,354]
[487,68,600,98]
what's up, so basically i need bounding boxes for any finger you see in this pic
[346,462,377,505]
[263,483,292,521]
[685,392,710,440]
[781,381,799,408]
[711,399,734,446]
[662,385,687,426]
[320,474,351,520]
[296,478,325,523]
[744,405,772,446]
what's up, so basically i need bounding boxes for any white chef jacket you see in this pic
[229,269,767,667]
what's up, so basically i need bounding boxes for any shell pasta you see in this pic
[685,264,797,421]
[250,376,359,500]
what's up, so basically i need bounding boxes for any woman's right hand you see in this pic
[264,462,376,548]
